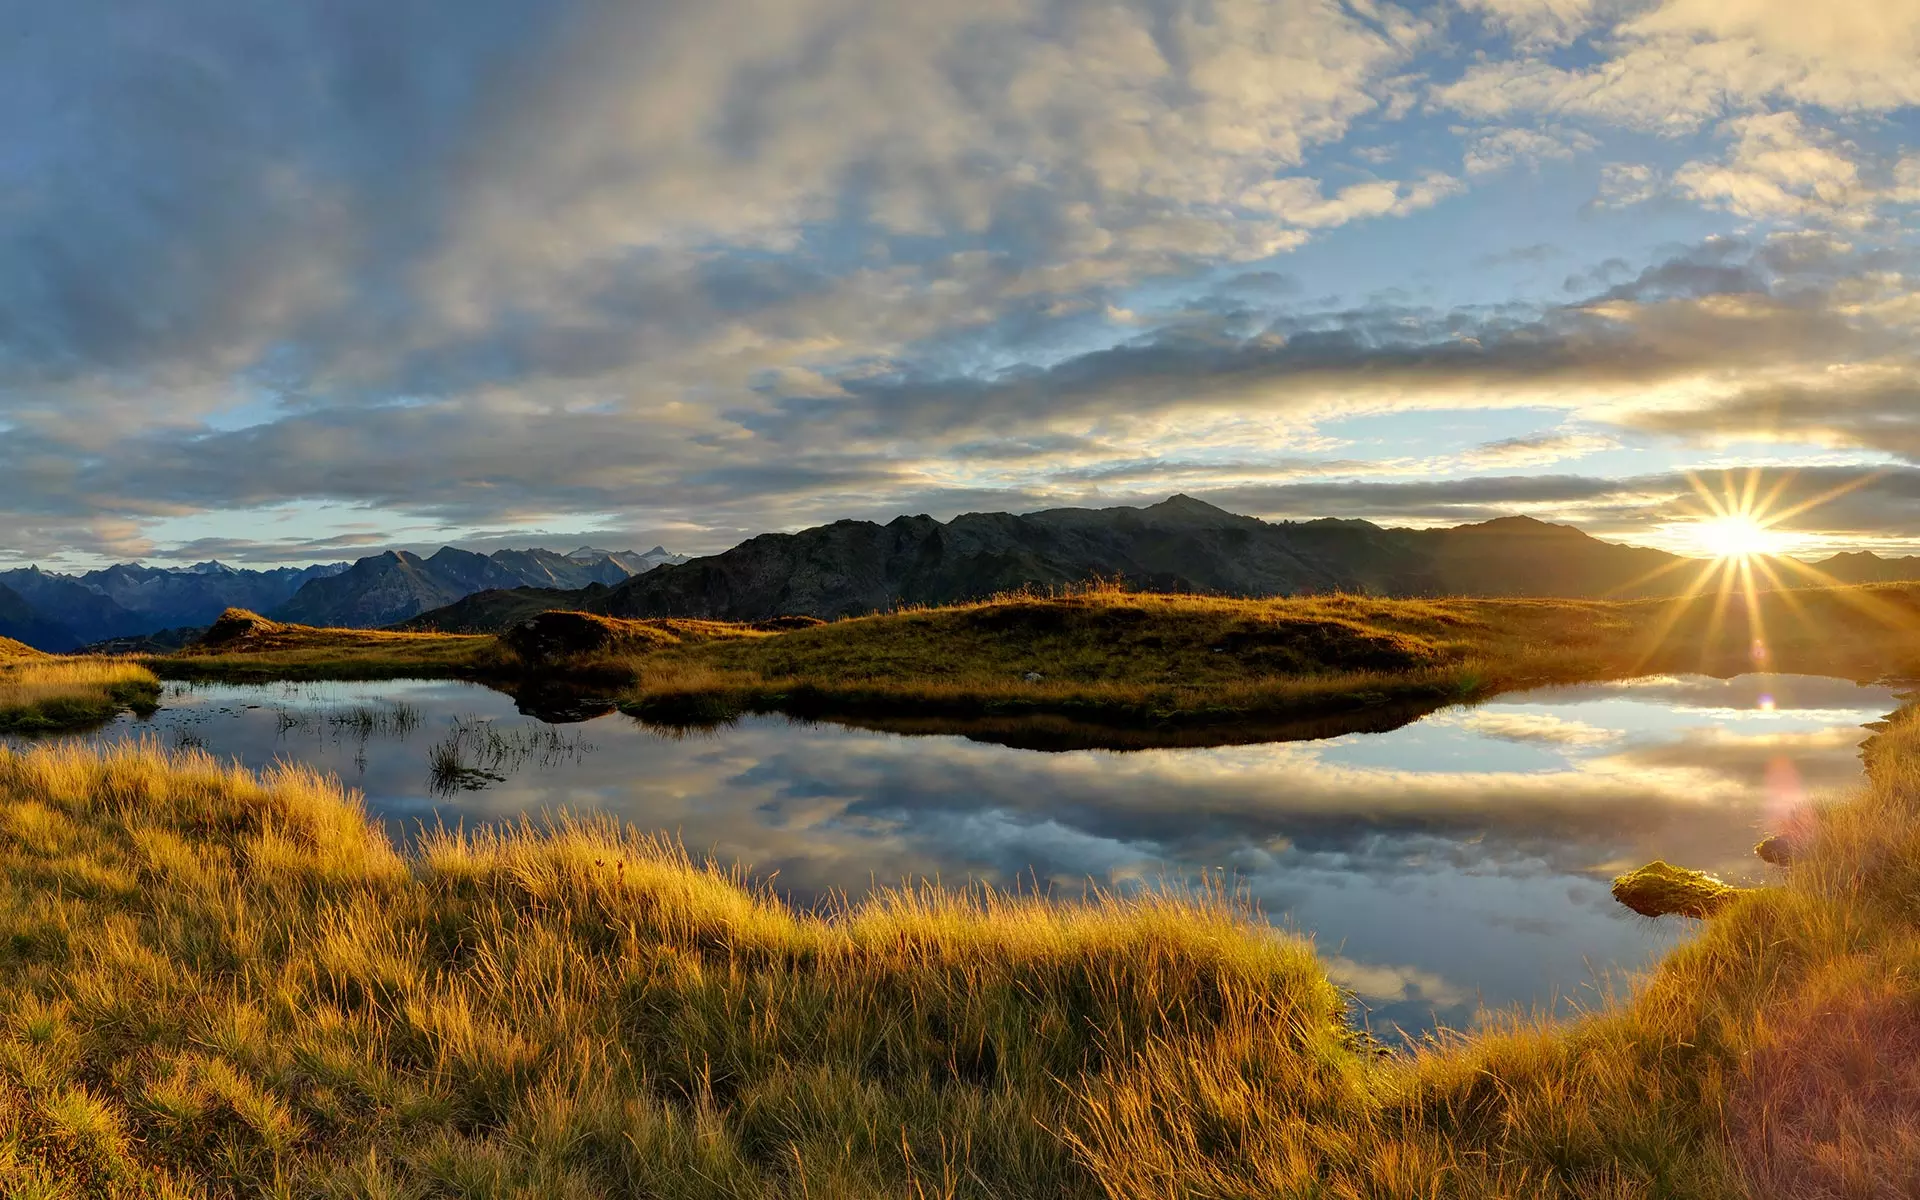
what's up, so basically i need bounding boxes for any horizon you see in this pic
[4,2,1918,571]
[4,497,1900,578]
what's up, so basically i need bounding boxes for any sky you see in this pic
[3,0,1919,570]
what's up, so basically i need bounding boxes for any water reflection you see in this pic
[8,672,1895,1038]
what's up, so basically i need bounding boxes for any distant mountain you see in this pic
[271,546,679,628]
[1804,551,1920,585]
[0,581,83,652]
[72,561,347,630]
[0,560,349,649]
[0,568,138,645]
[401,496,1701,632]
[0,546,680,650]
[591,497,1689,622]
[395,584,618,634]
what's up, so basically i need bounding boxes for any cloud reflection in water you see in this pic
[23,671,1894,1038]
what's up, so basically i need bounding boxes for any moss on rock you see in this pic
[1611,860,1747,919]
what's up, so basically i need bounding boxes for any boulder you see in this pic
[1611,860,1746,919]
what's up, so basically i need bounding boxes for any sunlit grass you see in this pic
[606,579,1920,734]
[3,720,1919,1192]
[0,657,161,733]
[155,581,1920,741]
[153,608,504,682]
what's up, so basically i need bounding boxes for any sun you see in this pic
[1691,514,1787,561]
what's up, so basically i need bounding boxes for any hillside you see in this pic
[394,583,617,633]
[405,497,1696,631]
[1807,550,1920,584]
[0,633,47,663]
[156,608,499,681]
[598,498,1696,621]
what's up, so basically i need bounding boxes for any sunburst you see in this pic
[1607,468,1883,676]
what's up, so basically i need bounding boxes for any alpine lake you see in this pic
[11,671,1898,1039]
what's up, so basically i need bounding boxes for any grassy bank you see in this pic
[152,609,502,682]
[609,580,1920,733]
[0,655,161,734]
[2,720,1918,1194]
[149,581,1920,738]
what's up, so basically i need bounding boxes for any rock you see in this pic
[750,615,826,632]
[1755,834,1796,867]
[1023,671,1044,682]
[504,611,679,664]
[197,608,289,649]
[1611,860,1746,919]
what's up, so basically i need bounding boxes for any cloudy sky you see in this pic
[4,0,1918,569]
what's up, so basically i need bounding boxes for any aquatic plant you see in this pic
[275,701,425,742]
[427,716,592,794]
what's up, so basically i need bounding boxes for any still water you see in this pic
[13,673,1897,1037]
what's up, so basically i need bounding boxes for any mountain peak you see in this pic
[1150,493,1228,515]
[1459,515,1584,537]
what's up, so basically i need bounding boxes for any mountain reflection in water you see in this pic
[11,672,1894,1038]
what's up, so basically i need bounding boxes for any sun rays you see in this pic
[1608,468,1895,675]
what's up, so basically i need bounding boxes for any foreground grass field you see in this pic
[2,715,1918,1195]
[0,649,161,734]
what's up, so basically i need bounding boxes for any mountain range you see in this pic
[0,561,350,651]
[406,495,1920,632]
[0,546,682,650]
[10,498,1920,651]
[272,546,682,629]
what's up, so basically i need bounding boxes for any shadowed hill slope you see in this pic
[0,580,82,652]
[407,497,1699,632]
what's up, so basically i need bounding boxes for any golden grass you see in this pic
[0,658,160,734]
[155,609,503,682]
[5,709,1920,1195]
[0,636,46,664]
[152,581,1920,737]
[607,580,1920,734]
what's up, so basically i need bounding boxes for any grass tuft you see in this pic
[4,713,1920,1192]
[0,658,161,733]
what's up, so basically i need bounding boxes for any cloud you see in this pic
[1456,432,1619,469]
[1447,712,1620,746]
[1674,113,1869,221]
[1462,126,1597,175]
[1596,163,1662,207]
[0,0,1915,566]
[1438,0,1920,130]
[1457,0,1611,48]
